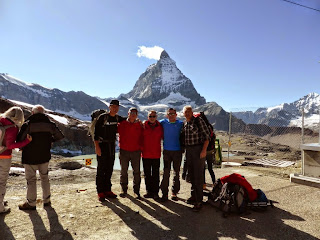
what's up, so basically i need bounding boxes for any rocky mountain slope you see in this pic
[233,93,320,130]
[0,73,107,120]
[0,97,94,155]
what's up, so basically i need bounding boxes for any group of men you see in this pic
[94,99,213,212]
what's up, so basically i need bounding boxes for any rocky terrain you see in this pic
[1,147,319,240]
[0,97,95,154]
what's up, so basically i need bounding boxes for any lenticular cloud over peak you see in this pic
[137,46,164,60]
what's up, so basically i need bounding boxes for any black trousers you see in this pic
[186,145,205,204]
[142,158,160,195]
[204,151,216,184]
[96,142,115,194]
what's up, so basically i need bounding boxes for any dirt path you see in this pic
[1,164,319,240]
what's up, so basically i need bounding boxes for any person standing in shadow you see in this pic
[142,110,163,199]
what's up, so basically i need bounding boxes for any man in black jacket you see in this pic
[94,99,125,201]
[16,105,64,210]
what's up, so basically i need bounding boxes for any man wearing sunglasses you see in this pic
[142,110,163,199]
[159,108,183,201]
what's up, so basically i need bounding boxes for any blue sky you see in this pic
[1,0,319,111]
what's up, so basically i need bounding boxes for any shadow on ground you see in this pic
[102,194,315,240]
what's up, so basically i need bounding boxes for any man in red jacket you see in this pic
[142,110,163,199]
[118,107,143,199]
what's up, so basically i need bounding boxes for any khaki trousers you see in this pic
[0,158,11,212]
[24,162,51,206]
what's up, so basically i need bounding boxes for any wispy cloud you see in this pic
[136,46,164,60]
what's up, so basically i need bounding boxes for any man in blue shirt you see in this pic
[160,108,183,201]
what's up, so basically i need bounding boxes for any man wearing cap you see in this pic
[117,107,143,199]
[94,99,125,201]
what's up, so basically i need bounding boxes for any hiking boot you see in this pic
[160,195,168,202]
[44,201,51,207]
[153,194,160,200]
[143,193,154,198]
[186,196,196,204]
[171,193,178,201]
[134,193,141,200]
[19,202,36,210]
[119,191,127,198]
[203,184,207,190]
[192,203,202,212]
[98,193,106,202]
[0,206,11,214]
[105,191,117,199]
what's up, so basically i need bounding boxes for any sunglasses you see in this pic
[149,115,156,118]
[168,113,176,116]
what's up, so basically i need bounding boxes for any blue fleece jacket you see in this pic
[160,119,183,151]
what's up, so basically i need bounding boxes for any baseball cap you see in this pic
[110,99,119,106]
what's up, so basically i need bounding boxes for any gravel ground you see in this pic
[1,162,319,240]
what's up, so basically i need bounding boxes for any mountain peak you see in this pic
[306,92,320,98]
[160,50,170,59]
[123,50,206,107]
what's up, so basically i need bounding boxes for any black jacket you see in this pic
[94,113,125,142]
[16,113,64,164]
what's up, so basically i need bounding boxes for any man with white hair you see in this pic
[182,105,210,212]
[17,105,64,210]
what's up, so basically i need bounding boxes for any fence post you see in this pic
[227,112,232,162]
[301,108,305,175]
[301,108,305,145]
[318,106,320,144]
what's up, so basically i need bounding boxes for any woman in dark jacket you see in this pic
[0,107,32,214]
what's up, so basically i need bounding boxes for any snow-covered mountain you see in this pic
[0,73,108,120]
[233,93,320,130]
[122,50,206,109]
[0,50,207,121]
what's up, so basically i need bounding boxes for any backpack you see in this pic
[88,109,120,141]
[209,179,248,217]
[194,112,216,152]
[208,177,273,217]
[0,122,15,154]
[88,109,106,141]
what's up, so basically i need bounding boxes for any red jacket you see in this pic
[0,117,31,157]
[118,119,143,152]
[142,120,163,159]
[220,173,258,202]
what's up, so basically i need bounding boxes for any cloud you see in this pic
[136,46,164,60]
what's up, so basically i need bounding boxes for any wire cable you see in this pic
[282,0,320,13]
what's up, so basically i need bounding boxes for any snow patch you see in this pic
[267,104,284,113]
[47,113,69,125]
[55,109,90,121]
[9,99,36,108]
[290,114,320,130]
